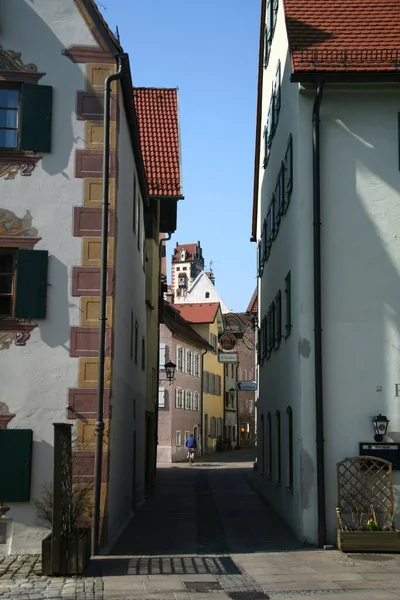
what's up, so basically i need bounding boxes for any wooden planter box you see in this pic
[42,528,91,575]
[337,530,400,553]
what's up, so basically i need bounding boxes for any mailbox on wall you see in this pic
[359,442,400,470]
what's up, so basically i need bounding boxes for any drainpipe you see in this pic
[92,57,124,557]
[154,233,172,478]
[200,348,208,455]
[312,81,327,548]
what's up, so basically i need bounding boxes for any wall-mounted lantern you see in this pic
[372,414,390,442]
[164,360,176,385]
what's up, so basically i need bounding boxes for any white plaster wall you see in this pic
[315,86,400,543]
[0,0,98,554]
[256,0,318,544]
[107,87,147,543]
[184,272,231,314]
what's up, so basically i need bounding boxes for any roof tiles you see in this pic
[173,303,220,324]
[284,0,400,72]
[133,88,182,197]
[172,243,198,263]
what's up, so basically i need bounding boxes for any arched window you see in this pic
[276,410,281,485]
[287,406,293,491]
[267,412,272,478]
[260,414,265,475]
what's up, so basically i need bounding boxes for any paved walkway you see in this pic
[3,449,400,599]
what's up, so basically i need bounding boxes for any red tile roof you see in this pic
[173,303,220,324]
[284,0,400,72]
[133,88,182,197]
[246,289,258,315]
[172,243,198,263]
[164,303,212,350]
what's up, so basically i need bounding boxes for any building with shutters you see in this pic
[0,0,155,554]
[158,303,212,462]
[252,0,400,545]
[173,303,224,454]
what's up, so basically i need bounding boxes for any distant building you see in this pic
[173,303,224,453]
[171,241,204,302]
[183,270,231,314]
[158,303,211,462]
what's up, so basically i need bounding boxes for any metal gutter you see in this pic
[312,81,327,548]
[92,56,124,557]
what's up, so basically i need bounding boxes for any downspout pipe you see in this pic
[154,233,172,480]
[200,348,208,455]
[312,81,327,548]
[92,57,124,556]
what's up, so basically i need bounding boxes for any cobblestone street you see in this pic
[3,450,400,599]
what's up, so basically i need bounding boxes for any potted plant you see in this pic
[337,506,400,552]
[34,482,92,575]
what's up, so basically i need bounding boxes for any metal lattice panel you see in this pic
[337,456,394,531]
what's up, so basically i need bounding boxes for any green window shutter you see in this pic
[0,430,33,502]
[15,250,49,319]
[19,84,53,152]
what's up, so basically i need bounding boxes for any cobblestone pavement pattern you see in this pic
[2,449,400,599]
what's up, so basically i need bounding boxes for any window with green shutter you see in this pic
[0,248,48,320]
[19,84,53,153]
[0,429,33,502]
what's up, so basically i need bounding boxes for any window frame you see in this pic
[176,345,183,372]
[276,410,281,485]
[284,271,292,338]
[175,387,183,409]
[287,406,294,492]
[267,412,272,478]
[0,249,17,319]
[0,87,20,150]
[275,290,282,349]
[176,431,182,448]
[284,134,293,212]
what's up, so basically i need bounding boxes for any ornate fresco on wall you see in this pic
[0,401,16,430]
[0,161,40,180]
[0,45,38,73]
[0,332,30,350]
[0,209,38,237]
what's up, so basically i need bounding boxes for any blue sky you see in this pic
[99,0,260,312]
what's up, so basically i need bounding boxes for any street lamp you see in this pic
[164,360,176,385]
[372,414,390,442]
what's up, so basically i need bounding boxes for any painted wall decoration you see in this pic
[0,209,38,237]
[0,401,15,429]
[0,332,30,350]
[0,161,39,180]
[0,45,37,73]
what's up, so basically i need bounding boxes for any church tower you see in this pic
[171,241,204,303]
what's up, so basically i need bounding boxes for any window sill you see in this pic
[0,320,36,332]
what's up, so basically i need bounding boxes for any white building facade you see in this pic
[0,0,148,554]
[183,271,231,314]
[253,0,400,545]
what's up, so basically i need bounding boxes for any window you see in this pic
[233,426,236,442]
[267,413,272,478]
[0,89,19,149]
[211,417,216,439]
[0,248,48,319]
[203,371,209,393]
[264,93,275,167]
[284,271,292,337]
[159,343,166,370]
[205,292,210,298]
[194,353,200,377]
[274,60,281,120]
[209,333,218,353]
[133,175,137,233]
[275,290,282,348]
[275,167,284,223]
[209,373,215,395]
[176,431,182,447]
[134,320,138,364]
[0,251,15,317]
[184,389,192,410]
[216,375,221,396]
[287,406,294,491]
[276,410,281,485]
[176,267,180,271]
[185,431,191,442]
[176,345,183,371]
[158,388,166,408]
[175,388,183,409]
[137,195,141,251]
[193,391,199,411]
[141,337,145,370]
[284,134,293,212]
[264,0,279,66]
[186,349,192,375]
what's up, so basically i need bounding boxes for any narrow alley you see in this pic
[83,450,400,600]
